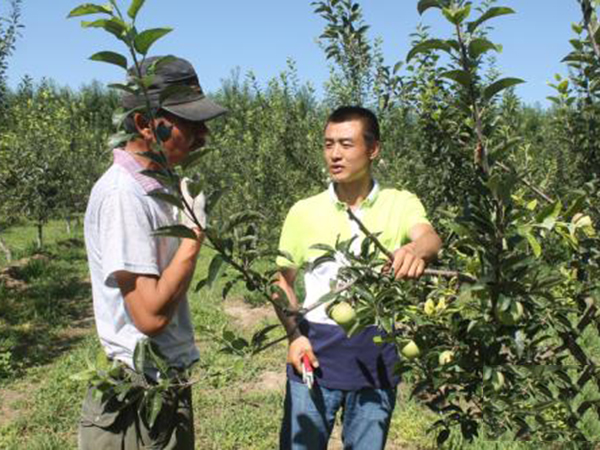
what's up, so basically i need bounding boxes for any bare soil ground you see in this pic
[223,297,275,330]
[0,387,27,428]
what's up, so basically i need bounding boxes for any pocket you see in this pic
[80,388,124,429]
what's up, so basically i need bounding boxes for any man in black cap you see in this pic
[79,55,226,449]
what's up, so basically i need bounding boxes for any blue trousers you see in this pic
[280,380,396,450]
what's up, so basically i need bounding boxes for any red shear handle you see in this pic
[302,354,313,373]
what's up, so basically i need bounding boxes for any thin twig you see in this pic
[345,207,476,283]
[496,162,554,204]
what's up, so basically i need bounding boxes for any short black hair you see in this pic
[325,106,380,147]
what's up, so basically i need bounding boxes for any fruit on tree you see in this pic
[329,301,356,331]
[495,301,524,326]
[438,350,454,366]
[401,340,421,360]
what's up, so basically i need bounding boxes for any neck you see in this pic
[124,139,159,170]
[334,176,374,210]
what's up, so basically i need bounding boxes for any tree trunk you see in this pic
[36,222,43,249]
[65,215,72,235]
[0,236,11,262]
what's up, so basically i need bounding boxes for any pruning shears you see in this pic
[301,354,314,390]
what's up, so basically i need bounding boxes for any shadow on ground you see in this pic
[0,238,93,380]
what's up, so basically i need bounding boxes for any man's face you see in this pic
[324,119,378,184]
[156,112,209,167]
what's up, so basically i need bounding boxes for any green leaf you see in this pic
[207,254,225,288]
[148,191,184,209]
[231,338,249,351]
[112,107,143,129]
[223,211,264,232]
[180,148,215,172]
[67,3,113,18]
[483,78,524,102]
[133,339,147,373]
[442,5,471,25]
[561,52,592,64]
[310,243,336,252]
[524,232,542,258]
[407,39,452,62]
[440,69,472,88]
[147,391,163,429]
[152,225,197,240]
[222,329,235,343]
[108,83,137,94]
[90,51,128,69]
[138,150,168,167]
[70,368,97,382]
[146,341,169,375]
[468,38,498,59]
[489,137,521,162]
[535,201,562,224]
[128,0,145,19]
[134,28,173,55]
[437,429,450,446]
[108,131,136,149]
[251,324,279,348]
[417,0,440,15]
[81,18,128,42]
[467,7,515,33]
[205,189,225,215]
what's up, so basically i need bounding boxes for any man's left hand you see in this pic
[389,243,426,279]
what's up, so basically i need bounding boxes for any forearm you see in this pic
[273,271,302,341]
[153,239,201,314]
[120,237,202,335]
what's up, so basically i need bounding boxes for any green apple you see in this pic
[438,350,454,366]
[401,340,421,360]
[496,301,524,326]
[329,301,356,331]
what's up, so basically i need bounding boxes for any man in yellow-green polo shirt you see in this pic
[274,106,442,450]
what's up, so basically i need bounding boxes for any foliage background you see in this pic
[0,0,599,446]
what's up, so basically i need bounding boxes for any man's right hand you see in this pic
[288,335,319,375]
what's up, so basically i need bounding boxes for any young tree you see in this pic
[315,0,600,443]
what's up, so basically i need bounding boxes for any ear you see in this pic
[368,141,380,161]
[133,113,154,140]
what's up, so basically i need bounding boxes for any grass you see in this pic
[1,221,599,448]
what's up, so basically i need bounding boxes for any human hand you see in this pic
[180,177,207,230]
[287,335,319,375]
[387,243,426,280]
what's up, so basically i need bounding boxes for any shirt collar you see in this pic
[113,148,163,193]
[328,179,380,211]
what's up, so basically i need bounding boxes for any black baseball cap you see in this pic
[121,55,227,122]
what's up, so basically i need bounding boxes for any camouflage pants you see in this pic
[77,381,194,450]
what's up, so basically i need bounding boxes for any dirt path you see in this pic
[223,296,275,330]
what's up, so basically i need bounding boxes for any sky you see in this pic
[3,1,583,107]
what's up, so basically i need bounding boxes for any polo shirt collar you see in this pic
[328,179,380,210]
[113,148,163,193]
